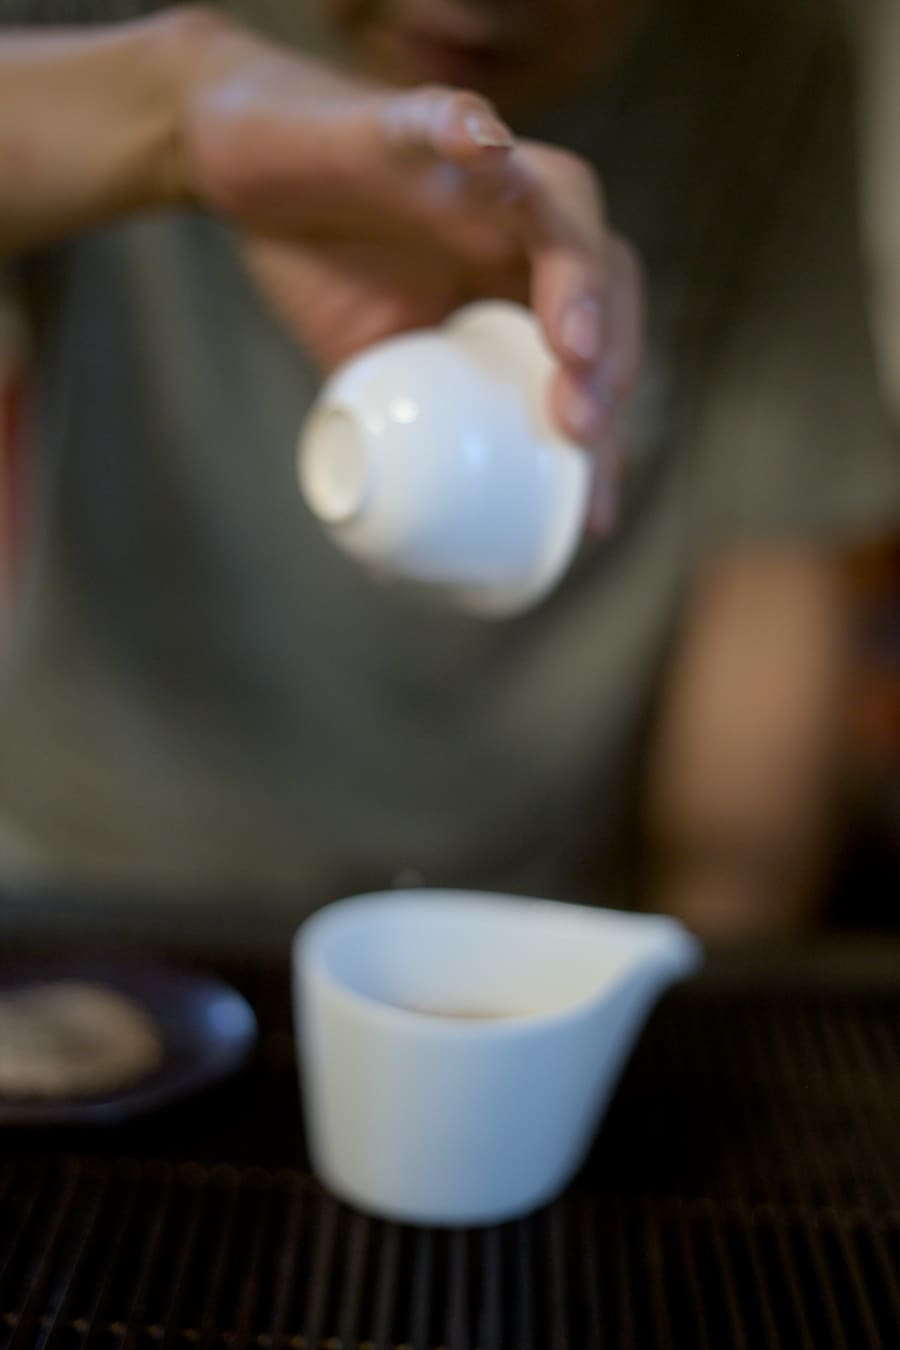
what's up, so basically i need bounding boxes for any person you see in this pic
[0,0,897,940]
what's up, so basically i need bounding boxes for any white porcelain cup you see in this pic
[297,302,591,617]
[294,890,701,1227]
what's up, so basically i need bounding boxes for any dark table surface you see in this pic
[0,889,897,1349]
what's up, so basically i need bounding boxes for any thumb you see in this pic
[376,84,515,167]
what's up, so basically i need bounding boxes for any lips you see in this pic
[371,22,522,87]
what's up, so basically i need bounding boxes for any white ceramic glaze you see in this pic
[297,302,591,617]
[294,890,702,1226]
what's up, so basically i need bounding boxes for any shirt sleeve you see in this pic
[689,14,900,551]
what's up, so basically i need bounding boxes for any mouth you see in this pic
[369,24,524,87]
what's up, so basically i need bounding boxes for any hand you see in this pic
[179,14,643,529]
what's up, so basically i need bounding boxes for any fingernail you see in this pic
[566,382,613,442]
[464,111,514,148]
[561,295,602,363]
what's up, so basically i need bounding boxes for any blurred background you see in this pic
[0,0,897,932]
[0,13,897,1341]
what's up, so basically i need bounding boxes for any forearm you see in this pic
[643,547,850,940]
[0,7,214,253]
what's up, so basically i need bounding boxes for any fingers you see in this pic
[376,86,644,510]
[542,228,641,433]
[549,364,615,448]
[549,365,622,535]
[600,234,643,399]
[585,237,640,535]
[371,84,521,261]
[587,427,623,536]
[516,146,609,371]
[378,85,514,167]
[509,145,642,473]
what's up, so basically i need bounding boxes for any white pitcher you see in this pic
[294,890,702,1226]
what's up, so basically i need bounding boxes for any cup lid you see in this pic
[298,303,591,617]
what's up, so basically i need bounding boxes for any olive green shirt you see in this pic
[0,0,897,909]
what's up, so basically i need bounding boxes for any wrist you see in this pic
[149,4,244,208]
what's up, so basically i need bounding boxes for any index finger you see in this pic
[508,145,609,373]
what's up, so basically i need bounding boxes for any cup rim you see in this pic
[295,889,701,1039]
